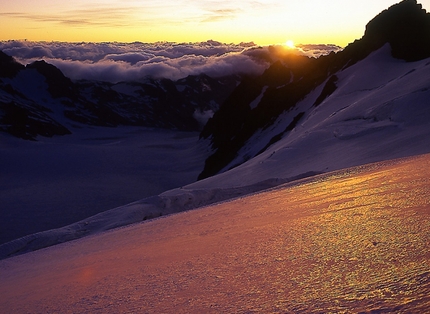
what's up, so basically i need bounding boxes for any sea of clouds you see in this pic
[0,40,342,83]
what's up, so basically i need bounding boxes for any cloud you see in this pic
[1,5,150,28]
[0,40,341,83]
[201,9,239,22]
[296,44,343,57]
[103,52,153,65]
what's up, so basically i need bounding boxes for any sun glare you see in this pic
[285,40,295,49]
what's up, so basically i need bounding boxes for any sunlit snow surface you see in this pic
[1,154,429,313]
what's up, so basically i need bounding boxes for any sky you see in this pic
[1,0,430,46]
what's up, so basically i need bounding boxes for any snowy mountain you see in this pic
[199,0,430,179]
[1,0,430,258]
[0,52,240,140]
[195,44,430,188]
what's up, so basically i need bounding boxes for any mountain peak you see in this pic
[363,0,430,61]
[26,60,76,99]
[26,60,70,83]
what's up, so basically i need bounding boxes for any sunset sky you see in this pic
[1,0,430,46]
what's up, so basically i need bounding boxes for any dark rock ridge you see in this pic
[198,0,430,180]
[364,0,430,61]
[0,54,240,140]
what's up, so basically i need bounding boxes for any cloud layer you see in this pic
[0,40,341,83]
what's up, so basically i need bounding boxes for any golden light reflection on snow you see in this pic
[1,155,429,313]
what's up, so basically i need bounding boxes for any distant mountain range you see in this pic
[0,52,240,140]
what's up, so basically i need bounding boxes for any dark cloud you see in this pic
[0,40,341,83]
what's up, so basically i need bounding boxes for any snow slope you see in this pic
[1,154,429,313]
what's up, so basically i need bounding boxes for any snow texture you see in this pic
[0,154,429,312]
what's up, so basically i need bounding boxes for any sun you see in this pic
[285,40,295,49]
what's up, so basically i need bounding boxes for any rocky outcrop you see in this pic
[0,101,71,140]
[364,0,430,61]
[27,60,77,99]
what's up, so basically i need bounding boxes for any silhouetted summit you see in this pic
[341,0,430,64]
[27,60,76,99]
[364,0,430,61]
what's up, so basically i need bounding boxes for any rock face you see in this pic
[26,60,77,99]
[0,101,71,140]
[364,0,430,61]
[0,54,239,140]
[198,0,430,180]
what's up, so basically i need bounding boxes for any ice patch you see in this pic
[249,86,268,110]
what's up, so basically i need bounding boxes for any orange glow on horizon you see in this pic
[1,1,430,47]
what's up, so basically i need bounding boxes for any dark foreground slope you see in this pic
[199,0,430,179]
[1,153,429,313]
